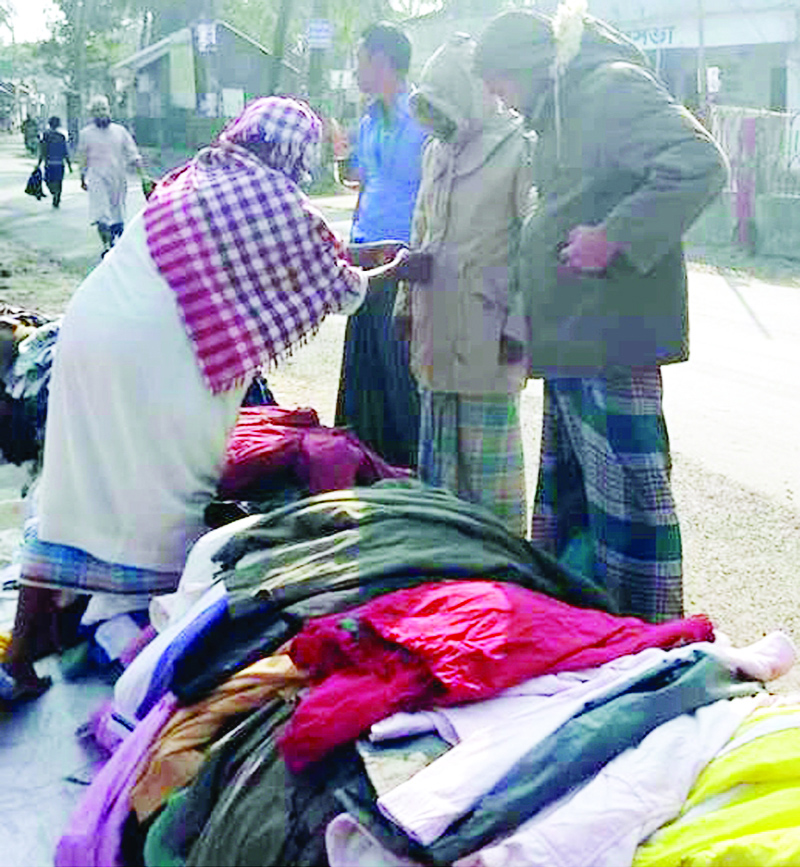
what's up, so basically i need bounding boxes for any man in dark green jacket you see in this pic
[475,6,729,623]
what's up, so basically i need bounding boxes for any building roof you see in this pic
[111,20,299,75]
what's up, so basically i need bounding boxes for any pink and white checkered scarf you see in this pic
[144,97,361,394]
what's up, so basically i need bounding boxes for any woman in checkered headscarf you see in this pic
[1,97,411,705]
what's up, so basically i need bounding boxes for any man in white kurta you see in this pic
[77,95,142,255]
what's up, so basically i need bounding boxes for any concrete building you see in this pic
[405,1,800,113]
[111,20,301,150]
[602,0,800,113]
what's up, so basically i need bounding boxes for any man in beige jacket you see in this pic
[398,34,534,535]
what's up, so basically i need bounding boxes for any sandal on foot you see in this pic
[0,663,52,706]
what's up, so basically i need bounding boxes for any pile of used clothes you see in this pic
[51,481,799,867]
[0,304,56,469]
[0,307,412,674]
[22,402,412,681]
[0,307,279,475]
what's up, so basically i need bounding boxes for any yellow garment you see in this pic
[633,703,800,867]
[683,828,800,866]
[681,828,800,867]
[686,731,800,806]
[129,653,306,821]
[0,630,10,659]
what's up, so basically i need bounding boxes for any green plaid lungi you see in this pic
[531,368,682,622]
[418,389,526,536]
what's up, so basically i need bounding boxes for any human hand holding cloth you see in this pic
[347,242,432,283]
[395,250,433,283]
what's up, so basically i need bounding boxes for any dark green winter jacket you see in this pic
[517,21,729,374]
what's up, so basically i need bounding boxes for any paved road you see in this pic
[0,133,148,277]
[0,134,357,276]
[664,266,800,510]
[1,130,799,688]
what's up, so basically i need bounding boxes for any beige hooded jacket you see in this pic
[400,34,534,395]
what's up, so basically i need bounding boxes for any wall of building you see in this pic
[135,55,167,120]
[122,22,303,149]
[217,28,272,100]
[405,4,800,260]
[405,1,800,112]
[650,43,788,110]
[611,1,798,111]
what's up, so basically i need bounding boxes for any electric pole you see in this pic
[308,0,328,105]
[269,0,293,95]
[697,0,707,119]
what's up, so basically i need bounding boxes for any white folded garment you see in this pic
[374,632,795,847]
[452,695,762,867]
[328,697,762,867]
[326,813,424,867]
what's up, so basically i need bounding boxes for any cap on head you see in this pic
[475,10,554,75]
[88,95,111,118]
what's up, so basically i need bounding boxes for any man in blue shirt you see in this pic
[335,22,427,467]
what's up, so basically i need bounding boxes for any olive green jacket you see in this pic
[517,25,729,374]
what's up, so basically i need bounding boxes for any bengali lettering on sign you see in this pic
[625,27,676,49]
[625,10,796,51]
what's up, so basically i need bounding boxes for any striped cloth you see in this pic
[19,517,180,596]
[417,389,527,536]
[144,97,362,394]
[531,368,683,622]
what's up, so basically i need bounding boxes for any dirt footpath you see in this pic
[0,236,82,318]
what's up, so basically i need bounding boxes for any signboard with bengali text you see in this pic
[624,8,796,50]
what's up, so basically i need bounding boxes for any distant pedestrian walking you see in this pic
[21,115,39,156]
[77,96,143,256]
[37,117,72,208]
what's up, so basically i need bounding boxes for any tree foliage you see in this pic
[390,0,445,20]
[215,0,398,70]
[24,0,458,118]
[0,0,11,34]
[41,0,138,97]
